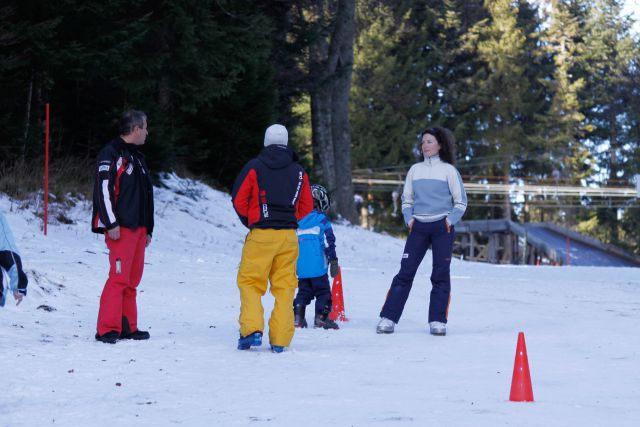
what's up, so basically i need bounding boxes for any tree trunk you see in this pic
[308,0,357,222]
[311,86,336,191]
[22,70,34,158]
[502,162,511,220]
[32,77,42,159]
[608,109,619,242]
[330,0,356,221]
[158,74,171,112]
[331,38,357,221]
[157,21,172,113]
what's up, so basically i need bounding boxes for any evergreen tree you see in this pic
[124,0,277,182]
[0,0,278,190]
[0,1,63,159]
[463,0,548,219]
[529,0,594,225]
[351,1,417,169]
[616,25,640,254]
[542,0,592,181]
[289,0,358,221]
[350,0,487,169]
[350,0,491,228]
[580,0,637,244]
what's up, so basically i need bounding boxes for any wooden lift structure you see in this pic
[454,220,640,267]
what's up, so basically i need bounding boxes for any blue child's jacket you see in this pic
[296,210,337,279]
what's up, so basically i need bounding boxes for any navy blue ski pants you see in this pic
[294,274,332,315]
[380,219,454,324]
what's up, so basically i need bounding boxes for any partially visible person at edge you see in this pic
[231,124,313,353]
[0,210,28,307]
[91,110,154,344]
[377,126,467,336]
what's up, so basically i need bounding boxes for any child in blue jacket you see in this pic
[0,210,28,307]
[294,184,340,330]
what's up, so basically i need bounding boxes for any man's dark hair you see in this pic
[119,110,147,136]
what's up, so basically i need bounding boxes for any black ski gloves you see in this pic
[329,258,339,278]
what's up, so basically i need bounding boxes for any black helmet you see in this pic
[311,184,331,211]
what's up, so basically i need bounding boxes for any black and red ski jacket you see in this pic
[232,145,313,230]
[92,138,154,236]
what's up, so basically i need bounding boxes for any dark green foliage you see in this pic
[1,0,639,252]
[350,0,639,251]
[578,0,638,245]
[351,0,488,170]
[0,0,277,190]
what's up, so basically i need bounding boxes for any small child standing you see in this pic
[0,210,28,307]
[294,184,340,330]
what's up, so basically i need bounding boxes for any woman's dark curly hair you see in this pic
[417,126,457,165]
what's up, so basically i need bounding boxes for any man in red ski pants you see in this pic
[91,110,154,344]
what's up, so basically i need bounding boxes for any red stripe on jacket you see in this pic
[295,173,313,221]
[233,169,261,227]
[114,159,127,202]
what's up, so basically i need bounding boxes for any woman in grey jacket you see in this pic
[377,127,467,336]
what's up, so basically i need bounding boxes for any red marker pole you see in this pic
[44,103,49,236]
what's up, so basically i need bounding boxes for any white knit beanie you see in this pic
[264,124,288,147]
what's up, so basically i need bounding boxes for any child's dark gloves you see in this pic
[329,259,339,278]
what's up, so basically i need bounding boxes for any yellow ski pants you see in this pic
[237,228,299,347]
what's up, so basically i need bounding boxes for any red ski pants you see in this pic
[97,227,147,335]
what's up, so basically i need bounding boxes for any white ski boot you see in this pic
[376,317,395,334]
[429,321,446,336]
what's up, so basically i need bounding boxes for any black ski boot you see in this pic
[120,316,150,340]
[95,331,119,344]
[314,313,339,330]
[294,304,308,328]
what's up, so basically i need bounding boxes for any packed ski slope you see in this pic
[1,174,639,427]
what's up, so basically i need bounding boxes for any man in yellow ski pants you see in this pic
[231,124,313,353]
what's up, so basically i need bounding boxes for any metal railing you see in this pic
[352,177,638,198]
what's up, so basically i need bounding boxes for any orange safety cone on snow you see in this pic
[329,267,348,322]
[509,332,534,402]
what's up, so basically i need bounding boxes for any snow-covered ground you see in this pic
[1,174,639,427]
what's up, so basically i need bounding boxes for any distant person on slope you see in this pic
[377,126,467,336]
[293,184,340,330]
[232,124,313,353]
[91,110,154,344]
[0,210,28,307]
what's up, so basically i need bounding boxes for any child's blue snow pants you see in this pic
[294,274,332,315]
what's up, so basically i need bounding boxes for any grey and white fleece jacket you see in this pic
[401,155,467,226]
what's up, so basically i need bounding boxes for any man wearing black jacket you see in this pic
[232,124,313,353]
[92,110,154,344]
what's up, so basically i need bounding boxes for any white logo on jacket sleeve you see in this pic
[126,164,133,175]
[99,165,110,172]
[291,171,303,205]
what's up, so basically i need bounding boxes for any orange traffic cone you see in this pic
[509,332,534,402]
[329,267,348,322]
